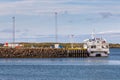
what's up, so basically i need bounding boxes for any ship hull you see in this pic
[88,49,109,57]
[89,52,109,57]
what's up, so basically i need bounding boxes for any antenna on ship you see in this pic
[91,28,95,39]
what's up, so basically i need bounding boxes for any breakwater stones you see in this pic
[0,48,89,58]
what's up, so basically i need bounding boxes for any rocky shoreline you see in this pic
[0,48,89,58]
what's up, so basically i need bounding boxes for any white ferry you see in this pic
[83,34,110,57]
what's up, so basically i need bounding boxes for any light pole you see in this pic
[70,34,74,48]
[12,16,15,48]
[55,12,58,43]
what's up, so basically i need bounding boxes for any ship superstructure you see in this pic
[83,34,110,57]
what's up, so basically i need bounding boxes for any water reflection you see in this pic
[0,57,120,65]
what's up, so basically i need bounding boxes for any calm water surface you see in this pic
[0,48,120,80]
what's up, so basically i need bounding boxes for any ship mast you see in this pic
[91,28,95,39]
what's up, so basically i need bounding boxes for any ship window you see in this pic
[106,46,109,48]
[91,45,96,48]
[97,41,99,43]
[91,51,94,53]
[102,45,109,48]
[89,39,92,42]
[102,46,104,48]
[102,41,106,43]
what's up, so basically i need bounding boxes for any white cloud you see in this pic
[0,0,120,16]
[98,31,120,34]
[98,31,120,39]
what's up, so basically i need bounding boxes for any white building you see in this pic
[4,42,23,48]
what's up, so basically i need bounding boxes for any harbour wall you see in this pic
[0,48,89,58]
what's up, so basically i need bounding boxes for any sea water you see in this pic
[0,48,120,80]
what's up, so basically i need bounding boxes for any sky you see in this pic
[0,0,120,43]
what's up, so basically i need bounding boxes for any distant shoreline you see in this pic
[1,42,120,48]
[22,43,120,48]
[109,43,120,48]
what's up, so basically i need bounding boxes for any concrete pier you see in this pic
[67,48,89,57]
[0,48,89,58]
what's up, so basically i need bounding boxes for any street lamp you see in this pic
[70,34,74,48]
[55,12,58,43]
[12,16,15,48]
